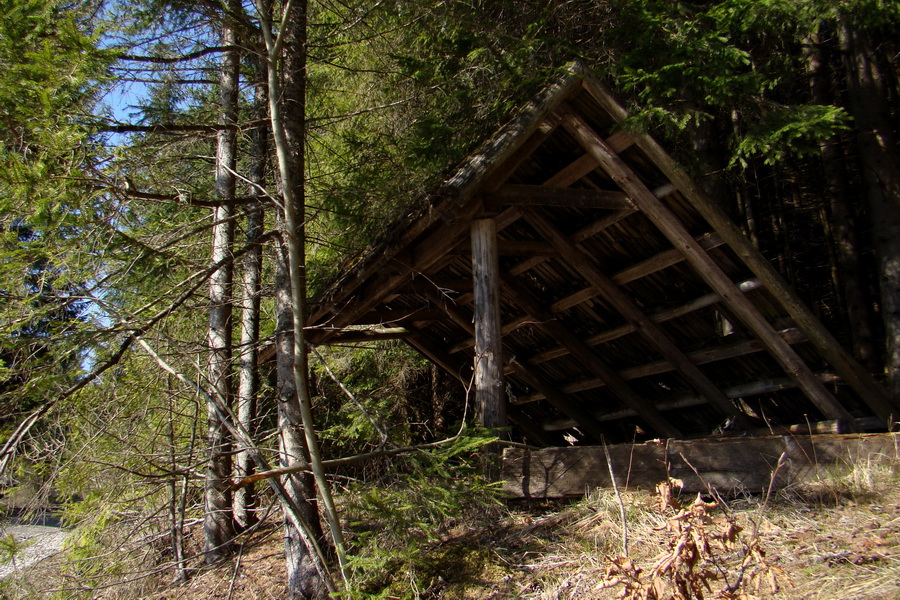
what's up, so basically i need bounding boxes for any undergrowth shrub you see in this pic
[342,429,502,599]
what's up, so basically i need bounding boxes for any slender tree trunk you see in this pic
[233,58,268,531]
[806,34,878,371]
[261,0,331,595]
[204,7,239,562]
[840,19,900,395]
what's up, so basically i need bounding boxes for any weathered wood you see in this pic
[519,328,807,403]
[580,75,898,423]
[541,130,634,187]
[424,292,610,440]
[354,308,443,326]
[471,219,507,437]
[501,274,682,438]
[559,109,857,427]
[549,236,731,314]
[543,373,842,430]
[487,184,630,211]
[311,327,411,344]
[523,207,739,420]
[502,433,900,497]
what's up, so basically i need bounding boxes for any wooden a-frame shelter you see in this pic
[305,64,898,449]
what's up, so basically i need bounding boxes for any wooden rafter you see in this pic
[500,273,682,438]
[580,76,898,422]
[558,108,858,427]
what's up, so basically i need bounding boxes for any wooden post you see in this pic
[471,218,507,476]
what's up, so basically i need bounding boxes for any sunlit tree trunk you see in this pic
[233,57,268,531]
[205,6,239,562]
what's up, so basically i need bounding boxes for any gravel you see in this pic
[0,525,68,579]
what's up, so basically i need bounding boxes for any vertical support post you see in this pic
[471,218,507,478]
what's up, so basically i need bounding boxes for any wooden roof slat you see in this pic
[500,273,682,438]
[541,129,634,188]
[558,108,858,427]
[518,327,807,404]
[522,206,741,420]
[486,184,630,211]
[551,232,724,312]
[543,373,842,431]
[581,75,898,422]
[532,278,764,365]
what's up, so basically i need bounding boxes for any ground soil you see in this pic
[4,463,900,599]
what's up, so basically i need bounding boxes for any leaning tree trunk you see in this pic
[840,19,900,396]
[233,56,268,531]
[205,5,240,562]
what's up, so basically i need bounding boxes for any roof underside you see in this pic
[307,69,896,446]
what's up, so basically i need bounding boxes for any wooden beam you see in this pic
[550,232,724,312]
[486,184,630,211]
[541,130,634,188]
[518,327,807,404]
[311,327,411,344]
[502,433,900,497]
[559,109,858,427]
[501,274,681,438]
[522,206,740,420]
[543,373,842,431]
[581,76,898,423]
[423,292,605,443]
[355,308,443,325]
[471,219,507,438]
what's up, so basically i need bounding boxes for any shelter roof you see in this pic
[306,65,896,446]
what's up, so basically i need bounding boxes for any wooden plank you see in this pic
[550,232,724,312]
[581,75,898,423]
[559,110,858,427]
[543,373,842,431]
[471,219,507,438]
[518,327,807,403]
[523,207,739,420]
[486,184,630,211]
[311,327,411,344]
[502,433,900,497]
[501,274,682,438]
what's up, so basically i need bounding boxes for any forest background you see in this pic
[1,0,899,598]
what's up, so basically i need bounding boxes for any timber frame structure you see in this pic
[305,64,899,447]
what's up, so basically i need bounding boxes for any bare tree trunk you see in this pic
[205,7,239,562]
[840,19,900,396]
[233,57,268,532]
[259,0,333,595]
[806,33,878,371]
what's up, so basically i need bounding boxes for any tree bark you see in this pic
[233,57,268,531]
[840,19,900,396]
[204,4,239,562]
[806,33,878,372]
[263,0,333,595]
